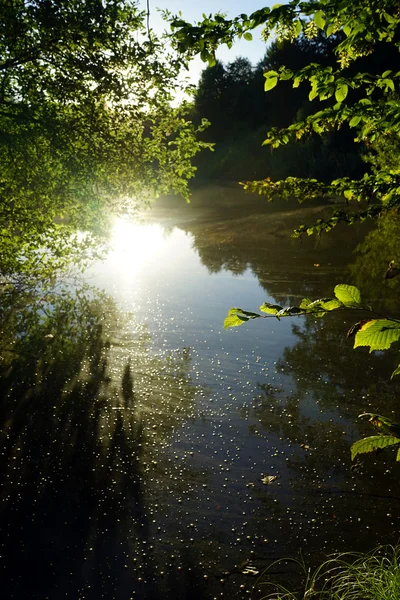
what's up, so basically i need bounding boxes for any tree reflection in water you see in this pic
[349,214,400,313]
[241,311,400,571]
[0,282,207,599]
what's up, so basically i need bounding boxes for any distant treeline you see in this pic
[191,34,399,183]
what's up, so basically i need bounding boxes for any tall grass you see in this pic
[255,544,400,600]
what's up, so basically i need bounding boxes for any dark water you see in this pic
[2,185,400,599]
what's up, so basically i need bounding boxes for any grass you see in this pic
[254,544,400,600]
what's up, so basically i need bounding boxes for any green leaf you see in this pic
[334,284,361,307]
[383,78,395,92]
[264,76,278,91]
[335,83,348,103]
[260,302,283,315]
[391,364,400,379]
[314,11,326,29]
[351,435,400,460]
[224,313,249,329]
[354,319,400,352]
[343,22,352,36]
[320,299,343,311]
[326,23,335,37]
[349,115,361,127]
[299,298,312,309]
[243,32,253,41]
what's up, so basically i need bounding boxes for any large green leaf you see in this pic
[314,11,326,29]
[354,319,400,352]
[224,314,249,329]
[334,284,361,307]
[351,435,400,460]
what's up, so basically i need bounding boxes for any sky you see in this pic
[140,0,279,85]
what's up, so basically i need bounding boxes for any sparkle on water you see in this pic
[2,194,400,600]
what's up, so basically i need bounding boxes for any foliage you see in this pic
[0,0,211,278]
[168,0,400,234]
[224,283,400,462]
[190,36,365,183]
[255,544,400,599]
[224,283,400,379]
[350,413,400,461]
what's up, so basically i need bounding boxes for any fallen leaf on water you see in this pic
[241,565,259,576]
[261,475,278,485]
[300,443,312,451]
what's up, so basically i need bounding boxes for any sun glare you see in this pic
[108,218,166,278]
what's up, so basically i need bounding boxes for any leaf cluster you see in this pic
[0,1,211,277]
[167,0,400,234]
[224,284,400,379]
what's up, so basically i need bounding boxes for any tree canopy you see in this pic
[168,0,400,236]
[0,0,210,278]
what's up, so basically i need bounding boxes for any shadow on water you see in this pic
[4,187,400,599]
[0,283,209,599]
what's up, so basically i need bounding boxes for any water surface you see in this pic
[2,185,400,599]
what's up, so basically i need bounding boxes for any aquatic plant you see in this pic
[254,544,400,599]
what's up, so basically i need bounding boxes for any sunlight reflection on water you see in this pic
[108,218,173,278]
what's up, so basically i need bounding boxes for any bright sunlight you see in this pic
[108,218,167,278]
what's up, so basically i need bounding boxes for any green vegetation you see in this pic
[0,0,210,279]
[167,2,400,466]
[169,0,400,234]
[224,284,400,461]
[256,544,400,599]
[224,284,400,376]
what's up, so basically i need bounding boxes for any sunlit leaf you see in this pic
[224,313,249,329]
[320,299,343,311]
[259,302,282,315]
[349,115,361,127]
[314,11,326,29]
[264,76,278,91]
[351,435,400,460]
[354,319,400,352]
[335,83,348,103]
[299,298,312,309]
[334,284,361,307]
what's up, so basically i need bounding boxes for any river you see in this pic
[1,184,400,599]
